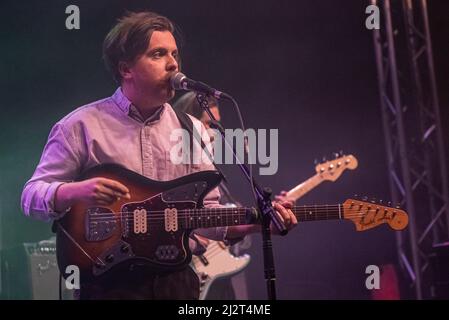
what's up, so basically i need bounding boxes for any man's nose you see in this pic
[167,55,178,72]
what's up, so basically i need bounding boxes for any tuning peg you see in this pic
[362,195,368,201]
[388,201,392,206]
[334,152,340,159]
[339,150,344,156]
[370,197,376,203]
[314,158,319,165]
[354,194,359,199]
[322,156,327,162]
[379,199,383,205]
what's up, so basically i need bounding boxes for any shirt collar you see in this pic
[111,87,166,124]
[111,87,132,114]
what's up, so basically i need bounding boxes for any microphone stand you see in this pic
[195,94,287,300]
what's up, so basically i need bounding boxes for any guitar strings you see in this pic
[197,243,249,261]
[88,212,387,221]
[191,243,232,260]
[86,209,399,224]
[86,204,400,217]
[87,208,399,219]
[87,204,358,214]
[86,205,399,215]
[201,248,231,260]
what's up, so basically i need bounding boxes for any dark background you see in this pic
[0,0,448,299]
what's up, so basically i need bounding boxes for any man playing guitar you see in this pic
[21,11,297,299]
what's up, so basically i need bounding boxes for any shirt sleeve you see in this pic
[21,122,82,221]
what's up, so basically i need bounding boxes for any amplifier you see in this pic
[2,237,73,300]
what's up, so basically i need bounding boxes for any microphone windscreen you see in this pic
[170,72,186,90]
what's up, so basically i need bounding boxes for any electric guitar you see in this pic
[192,239,251,300]
[286,153,358,200]
[55,163,408,285]
[193,153,358,299]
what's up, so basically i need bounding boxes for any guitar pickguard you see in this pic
[86,207,117,241]
[114,181,211,267]
[161,181,209,204]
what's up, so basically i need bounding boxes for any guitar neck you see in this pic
[179,207,255,229]
[178,204,344,229]
[292,204,344,222]
[286,174,323,201]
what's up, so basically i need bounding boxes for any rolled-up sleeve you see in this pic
[21,122,82,221]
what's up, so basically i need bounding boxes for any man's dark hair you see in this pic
[172,92,219,119]
[103,11,176,83]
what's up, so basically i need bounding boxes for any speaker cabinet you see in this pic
[2,238,73,300]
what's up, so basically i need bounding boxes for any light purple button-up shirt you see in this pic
[21,87,228,242]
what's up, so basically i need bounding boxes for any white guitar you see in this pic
[286,154,358,200]
[192,154,358,300]
[192,239,251,300]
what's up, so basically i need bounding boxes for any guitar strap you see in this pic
[173,108,227,184]
[173,108,230,252]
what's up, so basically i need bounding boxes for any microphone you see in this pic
[170,72,232,100]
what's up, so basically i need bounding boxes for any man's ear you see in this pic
[118,61,133,80]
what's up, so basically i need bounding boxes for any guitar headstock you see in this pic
[315,154,358,182]
[342,199,409,231]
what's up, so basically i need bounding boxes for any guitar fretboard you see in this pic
[177,204,344,229]
[293,204,343,222]
[179,207,254,229]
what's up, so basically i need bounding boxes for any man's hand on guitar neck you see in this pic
[271,191,297,234]
[270,201,298,234]
[225,201,298,240]
[54,177,131,213]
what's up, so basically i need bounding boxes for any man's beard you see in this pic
[148,81,174,104]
